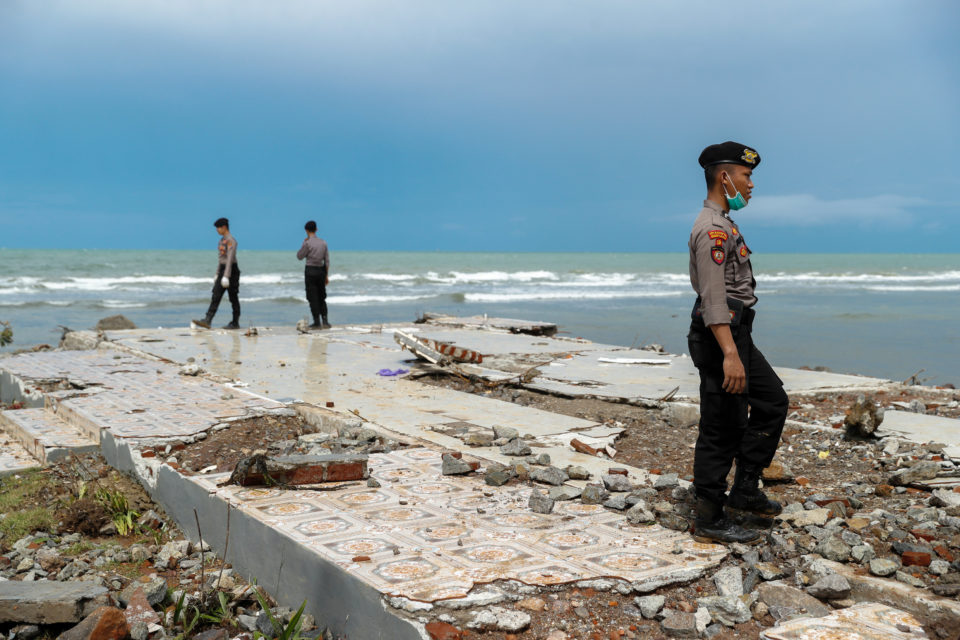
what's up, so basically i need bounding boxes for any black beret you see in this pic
[698,141,761,169]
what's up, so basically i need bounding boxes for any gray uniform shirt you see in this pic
[688,200,756,326]
[218,233,237,279]
[297,236,329,269]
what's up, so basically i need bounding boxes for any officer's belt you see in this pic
[691,297,755,330]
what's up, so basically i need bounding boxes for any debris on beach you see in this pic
[845,393,885,437]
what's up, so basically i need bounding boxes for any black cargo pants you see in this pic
[207,264,241,323]
[304,265,328,322]
[687,306,788,507]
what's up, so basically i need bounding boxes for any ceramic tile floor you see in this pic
[193,447,728,602]
[0,408,97,461]
[761,602,926,640]
[1,351,283,440]
[0,432,40,476]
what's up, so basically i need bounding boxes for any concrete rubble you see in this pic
[0,314,958,638]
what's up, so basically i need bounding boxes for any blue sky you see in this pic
[1,1,957,252]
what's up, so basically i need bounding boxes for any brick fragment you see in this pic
[934,545,955,562]
[425,621,462,640]
[571,438,598,456]
[607,467,628,476]
[901,551,931,567]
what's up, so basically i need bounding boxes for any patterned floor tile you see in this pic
[0,408,98,462]
[761,602,926,639]
[0,432,41,476]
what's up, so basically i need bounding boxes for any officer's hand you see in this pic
[325,277,330,285]
[722,355,746,394]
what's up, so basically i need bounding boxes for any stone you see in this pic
[713,566,743,598]
[756,581,831,619]
[694,607,712,634]
[781,508,830,527]
[528,489,555,514]
[868,557,900,577]
[844,394,884,437]
[896,571,926,588]
[122,588,160,628]
[462,433,494,447]
[61,331,100,351]
[57,606,128,640]
[156,540,190,569]
[816,537,851,563]
[549,485,582,501]
[534,453,551,465]
[485,467,515,487]
[696,596,751,627]
[565,465,591,480]
[930,488,960,508]
[851,544,876,564]
[754,562,784,581]
[662,403,700,428]
[603,494,628,510]
[930,559,951,575]
[237,614,259,632]
[95,315,137,330]
[492,425,519,441]
[466,607,531,632]
[602,473,632,492]
[36,548,64,572]
[500,438,532,457]
[137,510,164,530]
[8,625,41,640]
[807,574,851,600]
[128,545,151,563]
[653,473,679,489]
[660,611,697,638]
[119,577,167,608]
[762,460,794,482]
[635,595,665,618]
[889,460,941,486]
[581,483,609,505]
[625,501,655,525]
[425,620,462,639]
[545,632,567,640]
[517,597,546,612]
[0,581,109,624]
[193,629,229,640]
[658,513,690,532]
[441,453,474,475]
[530,466,569,486]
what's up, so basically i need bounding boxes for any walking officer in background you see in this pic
[687,141,788,545]
[297,220,331,329]
[193,217,241,330]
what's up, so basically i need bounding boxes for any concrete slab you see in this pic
[0,408,99,463]
[877,410,960,458]
[0,580,109,624]
[0,429,40,477]
[761,602,927,640]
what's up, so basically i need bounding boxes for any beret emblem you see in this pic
[741,149,758,164]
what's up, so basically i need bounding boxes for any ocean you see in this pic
[0,250,957,385]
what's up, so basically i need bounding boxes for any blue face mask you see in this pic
[722,173,747,211]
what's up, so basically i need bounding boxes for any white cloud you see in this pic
[746,194,928,226]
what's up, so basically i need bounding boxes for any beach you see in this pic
[1,250,957,385]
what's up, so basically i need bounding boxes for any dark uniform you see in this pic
[687,142,788,539]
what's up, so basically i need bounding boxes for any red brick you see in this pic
[814,498,850,508]
[352,555,371,562]
[571,438,599,456]
[796,476,811,487]
[876,484,894,497]
[325,401,335,408]
[425,621,462,640]
[59,606,129,640]
[902,551,931,567]
[607,467,629,476]
[140,450,156,458]
[325,461,366,482]
[911,529,935,542]
[935,545,955,562]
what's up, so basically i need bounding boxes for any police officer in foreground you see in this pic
[687,142,788,545]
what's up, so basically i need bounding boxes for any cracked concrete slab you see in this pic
[877,410,960,458]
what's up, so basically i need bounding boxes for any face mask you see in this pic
[722,173,747,211]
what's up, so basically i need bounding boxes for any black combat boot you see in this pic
[192,313,213,329]
[321,316,332,329]
[223,316,240,330]
[726,466,782,516]
[309,317,322,329]
[693,497,763,545]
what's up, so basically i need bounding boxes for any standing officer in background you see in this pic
[193,217,241,330]
[687,142,788,545]
[297,220,331,329]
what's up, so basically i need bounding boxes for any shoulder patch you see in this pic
[707,230,729,242]
[739,245,749,257]
[711,246,725,265]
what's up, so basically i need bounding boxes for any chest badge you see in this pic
[712,246,725,265]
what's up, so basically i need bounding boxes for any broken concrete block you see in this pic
[660,611,697,638]
[603,495,628,510]
[626,501,655,525]
[530,466,568,486]
[484,465,516,487]
[122,588,161,628]
[466,607,531,632]
[58,606,129,640]
[755,581,831,620]
[635,595,665,619]
[806,574,851,600]
[500,438,532,456]
[696,596,751,627]
[662,403,700,428]
[549,485,582,501]
[602,473,632,492]
[441,453,474,475]
[565,465,591,480]
[225,453,368,486]
[0,581,110,624]
[492,425,519,441]
[888,460,941,486]
[868,557,900,577]
[580,483,609,505]
[60,331,101,351]
[713,566,743,598]
[529,489,555,514]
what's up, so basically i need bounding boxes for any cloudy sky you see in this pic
[1,0,957,252]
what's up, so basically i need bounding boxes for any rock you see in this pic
[528,489,555,514]
[889,460,941,486]
[896,571,926,588]
[462,433,494,447]
[658,513,690,532]
[816,537,851,563]
[128,621,148,640]
[662,403,700,428]
[602,473,632,492]
[60,331,100,351]
[441,453,474,475]
[635,595,665,619]
[931,489,960,508]
[57,606,128,640]
[237,614,259,632]
[119,578,166,608]
[95,315,137,331]
[367,477,382,488]
[9,625,41,640]
[696,596,751,627]
[868,557,900,577]
[516,597,546,612]
[36,548,64,572]
[549,486,582,501]
[781,508,830,527]
[756,581,831,619]
[754,562,784,581]
[762,460,794,482]
[807,574,851,600]
[122,587,160,628]
[466,607,531,632]
[128,545,151,563]
[844,394,884,437]
[534,453,551,465]
[137,510,164,530]
[603,494,628,510]
[530,466,568,486]
[156,540,190,569]
[544,632,567,640]
[695,607,712,634]
[178,363,201,376]
[653,473,679,490]
[193,629,229,640]
[565,465,591,480]
[626,501,655,525]
[492,425,519,441]
[0,581,109,624]
[484,466,515,487]
[930,559,951,575]
[851,544,876,564]
[500,438,531,457]
[660,611,698,638]
[713,566,743,598]
[580,483,609,505]
[256,610,282,637]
